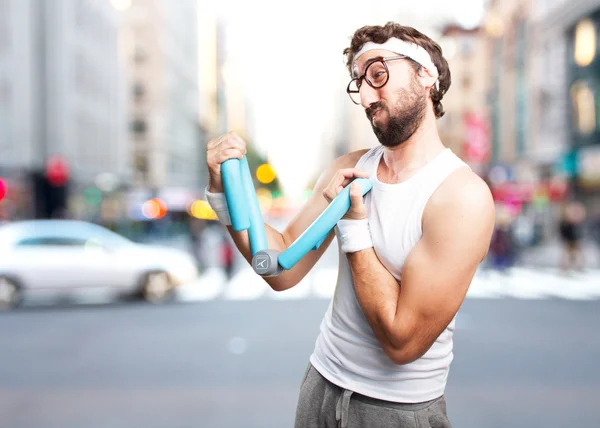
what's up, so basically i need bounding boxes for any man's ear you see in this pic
[418,67,438,90]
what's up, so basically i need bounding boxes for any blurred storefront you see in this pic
[0,168,34,221]
[567,9,600,220]
[483,0,600,244]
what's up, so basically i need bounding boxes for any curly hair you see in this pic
[344,22,451,119]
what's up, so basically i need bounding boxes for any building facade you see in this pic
[0,0,127,219]
[558,1,600,217]
[121,0,203,213]
[484,0,600,242]
[437,25,492,175]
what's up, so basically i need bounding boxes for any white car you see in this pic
[0,220,199,309]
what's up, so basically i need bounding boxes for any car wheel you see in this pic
[0,277,21,310]
[141,271,173,304]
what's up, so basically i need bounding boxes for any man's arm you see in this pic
[346,168,495,364]
[226,150,369,292]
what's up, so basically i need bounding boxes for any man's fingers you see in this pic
[350,182,364,202]
[338,168,368,179]
[323,168,370,204]
[207,132,247,155]
[335,168,368,189]
[207,133,229,150]
[346,182,367,220]
[215,149,245,163]
[322,188,335,203]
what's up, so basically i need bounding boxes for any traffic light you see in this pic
[32,169,69,219]
[46,155,70,187]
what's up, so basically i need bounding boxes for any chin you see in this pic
[372,114,391,131]
[372,120,386,132]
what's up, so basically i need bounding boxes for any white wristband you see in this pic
[204,186,232,226]
[337,218,373,254]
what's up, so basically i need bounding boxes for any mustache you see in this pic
[366,102,386,121]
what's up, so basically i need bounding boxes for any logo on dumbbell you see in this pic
[254,254,270,272]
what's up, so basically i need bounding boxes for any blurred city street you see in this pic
[2,284,599,428]
[2,241,600,427]
[3,0,600,426]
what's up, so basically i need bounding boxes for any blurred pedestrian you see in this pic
[220,237,235,279]
[188,218,205,266]
[559,201,586,272]
[205,22,495,428]
[490,208,515,272]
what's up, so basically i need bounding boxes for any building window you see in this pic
[574,19,596,67]
[570,80,596,135]
[131,119,147,135]
[0,0,10,53]
[462,76,472,90]
[460,36,474,57]
[134,154,148,173]
[134,45,147,64]
[133,83,145,101]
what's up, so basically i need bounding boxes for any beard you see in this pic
[366,79,427,148]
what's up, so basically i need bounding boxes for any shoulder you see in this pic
[330,149,371,170]
[318,149,370,182]
[311,149,371,193]
[428,167,494,216]
[423,168,495,246]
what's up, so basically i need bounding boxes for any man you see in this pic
[205,22,495,428]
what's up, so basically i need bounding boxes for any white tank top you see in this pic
[310,145,469,403]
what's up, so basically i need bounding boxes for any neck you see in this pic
[379,109,445,182]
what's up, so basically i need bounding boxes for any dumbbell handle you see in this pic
[221,157,372,275]
[278,177,372,269]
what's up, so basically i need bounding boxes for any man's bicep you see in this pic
[399,174,495,341]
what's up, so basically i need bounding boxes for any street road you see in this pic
[1,296,599,428]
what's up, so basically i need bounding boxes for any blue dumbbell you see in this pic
[221,156,372,276]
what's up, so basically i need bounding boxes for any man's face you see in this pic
[353,49,428,148]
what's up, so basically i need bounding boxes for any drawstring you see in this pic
[335,389,354,428]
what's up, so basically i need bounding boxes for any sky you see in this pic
[214,0,486,202]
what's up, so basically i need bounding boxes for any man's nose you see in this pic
[360,84,380,109]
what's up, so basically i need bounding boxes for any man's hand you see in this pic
[206,131,247,193]
[322,168,369,220]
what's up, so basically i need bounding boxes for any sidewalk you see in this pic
[145,232,600,271]
[517,239,600,269]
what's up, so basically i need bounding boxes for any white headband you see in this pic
[353,38,439,90]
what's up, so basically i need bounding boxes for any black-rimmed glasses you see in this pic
[346,55,407,105]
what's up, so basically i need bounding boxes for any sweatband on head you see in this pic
[353,38,439,90]
[337,218,374,254]
[204,186,232,226]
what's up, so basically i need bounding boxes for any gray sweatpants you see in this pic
[295,364,452,428]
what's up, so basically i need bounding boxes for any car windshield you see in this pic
[78,223,134,248]
[0,221,135,250]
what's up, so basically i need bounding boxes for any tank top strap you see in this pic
[355,146,383,176]
[412,149,471,230]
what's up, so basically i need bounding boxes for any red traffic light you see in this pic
[46,155,70,186]
[0,178,6,201]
